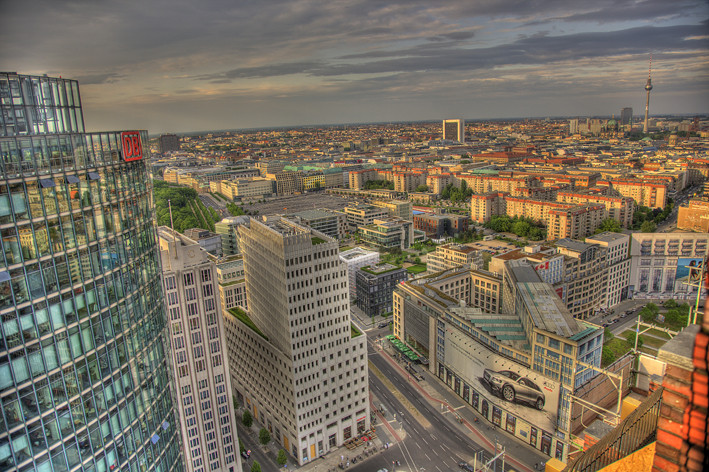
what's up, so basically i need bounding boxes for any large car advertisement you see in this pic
[443,324,560,433]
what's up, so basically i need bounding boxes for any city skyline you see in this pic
[2,0,708,134]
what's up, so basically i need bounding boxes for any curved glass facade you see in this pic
[0,73,182,471]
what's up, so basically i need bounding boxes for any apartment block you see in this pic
[158,228,241,472]
[226,217,370,465]
[677,198,709,232]
[470,192,509,223]
[348,169,379,189]
[413,213,469,239]
[557,191,635,228]
[214,177,275,201]
[596,179,667,209]
[546,204,606,241]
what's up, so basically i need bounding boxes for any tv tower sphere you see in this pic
[645,78,653,91]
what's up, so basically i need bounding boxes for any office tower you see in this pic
[158,134,180,154]
[225,217,369,465]
[620,107,633,125]
[158,228,241,472]
[442,119,465,143]
[643,58,653,133]
[215,216,249,256]
[0,73,182,469]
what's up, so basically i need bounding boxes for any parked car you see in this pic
[378,321,390,328]
[482,369,545,410]
[459,462,475,472]
[241,449,251,459]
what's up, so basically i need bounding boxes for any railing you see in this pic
[565,386,663,472]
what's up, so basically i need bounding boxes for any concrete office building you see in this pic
[343,204,388,232]
[359,217,415,250]
[629,232,709,299]
[585,232,631,309]
[158,228,241,472]
[184,228,222,257]
[339,248,380,301]
[215,256,248,311]
[443,119,465,143]
[289,209,347,240]
[0,73,182,469]
[555,239,609,320]
[620,108,633,125]
[393,261,602,461]
[355,263,407,317]
[215,216,249,256]
[225,217,370,465]
[427,243,483,273]
[371,200,414,221]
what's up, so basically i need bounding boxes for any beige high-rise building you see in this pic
[158,228,241,472]
[226,217,370,465]
[596,179,667,209]
[547,204,606,241]
[557,191,635,228]
[470,192,509,223]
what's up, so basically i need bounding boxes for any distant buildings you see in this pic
[225,217,370,465]
[413,213,469,239]
[158,228,241,472]
[289,209,347,239]
[159,133,181,153]
[620,107,633,125]
[427,243,483,273]
[359,217,416,249]
[443,119,465,143]
[344,203,389,232]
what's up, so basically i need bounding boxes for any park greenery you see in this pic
[632,201,673,231]
[483,215,546,240]
[441,181,473,203]
[153,181,220,232]
[415,184,429,192]
[364,179,394,190]
[594,218,623,234]
[250,461,261,472]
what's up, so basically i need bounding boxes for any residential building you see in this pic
[343,204,388,232]
[159,133,181,153]
[677,198,709,232]
[427,243,483,273]
[339,248,380,301]
[443,119,465,143]
[596,179,668,209]
[470,192,509,223]
[359,217,415,249]
[216,256,248,311]
[355,263,407,317]
[289,209,347,239]
[547,204,606,241]
[584,232,631,309]
[629,232,709,299]
[0,72,182,469]
[470,269,503,314]
[225,217,370,465]
[557,191,635,228]
[184,228,223,256]
[215,216,249,256]
[489,245,565,285]
[158,228,241,472]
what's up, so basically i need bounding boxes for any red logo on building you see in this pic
[121,131,143,161]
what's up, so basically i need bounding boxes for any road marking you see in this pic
[421,436,428,445]
[454,405,466,410]
[425,453,431,461]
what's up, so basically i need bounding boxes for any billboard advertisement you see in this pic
[443,324,560,433]
[675,257,704,286]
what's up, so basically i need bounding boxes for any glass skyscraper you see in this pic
[0,73,182,471]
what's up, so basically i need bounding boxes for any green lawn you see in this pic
[605,338,633,358]
[406,264,427,274]
[620,330,668,349]
[646,328,673,339]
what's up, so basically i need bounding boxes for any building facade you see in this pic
[0,73,182,469]
[158,229,241,472]
[215,256,248,311]
[443,119,465,143]
[339,248,380,302]
[358,218,414,250]
[226,217,370,465]
[355,264,407,317]
[427,243,483,273]
[584,232,630,309]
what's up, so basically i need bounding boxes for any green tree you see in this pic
[528,227,545,240]
[259,428,271,445]
[640,306,656,322]
[595,218,623,234]
[233,396,239,411]
[640,220,657,233]
[602,346,616,366]
[239,438,245,454]
[415,184,429,192]
[626,331,644,349]
[250,461,261,472]
[663,299,678,308]
[665,308,683,326]
[511,220,531,238]
[277,449,288,466]
[604,327,614,341]
[242,410,253,428]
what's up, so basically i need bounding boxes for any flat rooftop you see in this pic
[585,232,628,243]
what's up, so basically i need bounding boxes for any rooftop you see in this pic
[556,238,594,253]
[585,231,629,243]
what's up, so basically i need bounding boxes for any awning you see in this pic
[0,271,10,283]
[66,175,80,184]
[39,179,55,188]
[88,172,101,180]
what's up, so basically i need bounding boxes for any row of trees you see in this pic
[441,181,474,202]
[240,409,288,469]
[483,215,546,240]
[632,202,674,231]
[154,181,202,232]
[364,179,394,190]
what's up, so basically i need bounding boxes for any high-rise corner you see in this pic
[0,73,182,470]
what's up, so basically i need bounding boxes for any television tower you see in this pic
[643,56,653,133]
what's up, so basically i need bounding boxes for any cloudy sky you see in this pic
[2,0,708,133]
